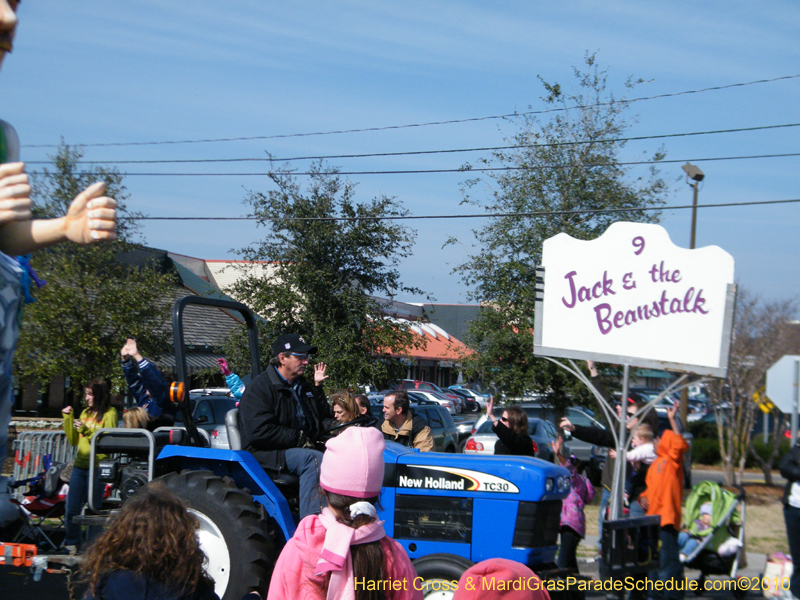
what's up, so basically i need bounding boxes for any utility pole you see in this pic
[681,163,705,426]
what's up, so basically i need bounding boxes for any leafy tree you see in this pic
[455,54,669,410]
[710,287,799,485]
[225,161,423,390]
[15,144,175,399]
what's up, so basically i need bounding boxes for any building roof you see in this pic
[386,319,474,362]
[145,248,476,367]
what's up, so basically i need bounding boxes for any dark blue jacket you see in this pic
[83,570,219,600]
[121,358,172,418]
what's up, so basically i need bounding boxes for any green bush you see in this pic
[687,420,718,440]
[747,435,791,469]
[688,430,790,468]
[691,437,721,466]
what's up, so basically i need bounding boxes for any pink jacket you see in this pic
[559,461,595,538]
[268,512,423,600]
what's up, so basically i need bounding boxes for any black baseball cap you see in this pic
[271,333,317,358]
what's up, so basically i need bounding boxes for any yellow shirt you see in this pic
[63,407,119,469]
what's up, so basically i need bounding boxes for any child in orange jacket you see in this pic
[638,403,689,600]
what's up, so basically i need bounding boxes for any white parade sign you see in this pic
[534,222,736,377]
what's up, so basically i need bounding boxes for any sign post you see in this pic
[767,356,800,445]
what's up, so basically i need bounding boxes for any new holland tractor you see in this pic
[85,297,572,600]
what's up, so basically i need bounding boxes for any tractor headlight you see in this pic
[545,478,554,492]
[558,475,571,493]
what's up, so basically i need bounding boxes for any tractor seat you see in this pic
[225,408,300,487]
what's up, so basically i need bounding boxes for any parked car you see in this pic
[452,414,479,452]
[463,416,558,461]
[395,380,464,412]
[630,387,706,415]
[405,389,457,414]
[177,389,238,449]
[445,387,479,412]
[379,386,461,414]
[369,399,459,452]
[448,386,488,410]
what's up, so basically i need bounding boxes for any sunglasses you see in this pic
[290,353,309,361]
[500,416,509,423]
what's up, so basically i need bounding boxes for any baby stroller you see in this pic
[8,459,70,551]
[681,480,747,597]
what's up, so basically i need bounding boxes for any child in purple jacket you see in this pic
[554,435,595,571]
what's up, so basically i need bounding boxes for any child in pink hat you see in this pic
[268,427,422,600]
[452,559,551,600]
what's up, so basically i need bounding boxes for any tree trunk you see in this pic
[736,455,746,486]
[721,455,734,486]
[749,443,774,485]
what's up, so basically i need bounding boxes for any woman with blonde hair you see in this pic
[330,390,359,424]
[80,482,219,600]
[122,406,174,431]
[122,406,150,429]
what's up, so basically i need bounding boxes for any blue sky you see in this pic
[4,1,799,305]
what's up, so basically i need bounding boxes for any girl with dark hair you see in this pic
[486,398,535,457]
[268,427,421,600]
[62,378,118,552]
[80,483,219,600]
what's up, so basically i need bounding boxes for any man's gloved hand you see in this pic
[297,430,315,449]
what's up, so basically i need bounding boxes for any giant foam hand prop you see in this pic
[64,181,117,244]
[0,162,31,225]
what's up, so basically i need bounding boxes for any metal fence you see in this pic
[11,431,77,499]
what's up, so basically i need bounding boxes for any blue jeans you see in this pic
[629,498,646,519]
[64,466,103,546]
[649,525,684,600]
[784,505,800,594]
[601,490,644,555]
[284,448,324,519]
[598,487,610,551]
[557,526,580,570]
[677,531,700,558]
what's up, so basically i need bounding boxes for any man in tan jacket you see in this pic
[381,391,434,451]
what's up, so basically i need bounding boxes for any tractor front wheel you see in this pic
[413,553,475,600]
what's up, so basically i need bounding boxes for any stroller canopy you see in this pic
[684,480,742,552]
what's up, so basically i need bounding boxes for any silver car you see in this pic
[176,389,237,449]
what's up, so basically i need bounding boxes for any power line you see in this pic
[22,74,800,149]
[28,151,800,177]
[22,122,800,165]
[124,197,800,222]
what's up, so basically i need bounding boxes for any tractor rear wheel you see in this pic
[158,470,273,600]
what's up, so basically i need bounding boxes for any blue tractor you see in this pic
[88,297,571,600]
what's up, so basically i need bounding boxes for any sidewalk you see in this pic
[579,534,765,578]
[576,534,768,598]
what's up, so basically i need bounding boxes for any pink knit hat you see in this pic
[453,559,551,600]
[319,427,385,498]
